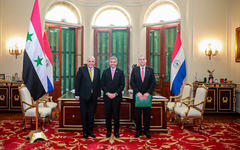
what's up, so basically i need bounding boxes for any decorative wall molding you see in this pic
[74,0,152,7]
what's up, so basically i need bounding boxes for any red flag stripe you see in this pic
[171,32,182,63]
[43,32,53,65]
[30,0,44,54]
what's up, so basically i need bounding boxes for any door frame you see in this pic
[45,24,84,100]
[146,23,180,97]
[94,28,130,89]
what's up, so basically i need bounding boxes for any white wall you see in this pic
[0,0,239,84]
[229,0,240,84]
[187,0,229,82]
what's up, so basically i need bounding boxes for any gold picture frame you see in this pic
[236,27,240,62]
[0,74,5,80]
[5,74,12,81]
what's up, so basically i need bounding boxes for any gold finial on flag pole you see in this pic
[177,25,180,33]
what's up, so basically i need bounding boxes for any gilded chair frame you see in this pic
[175,84,208,129]
[18,84,50,130]
[167,83,193,121]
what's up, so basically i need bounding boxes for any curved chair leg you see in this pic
[55,108,58,121]
[49,113,53,123]
[200,118,204,130]
[30,118,32,128]
[181,118,185,129]
[23,118,26,130]
[169,111,173,122]
[42,118,45,131]
[174,114,178,123]
[48,116,51,124]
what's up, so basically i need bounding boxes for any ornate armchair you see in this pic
[174,84,208,129]
[19,84,52,130]
[167,83,192,121]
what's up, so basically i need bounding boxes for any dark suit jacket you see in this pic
[130,66,156,99]
[75,66,101,100]
[101,68,125,100]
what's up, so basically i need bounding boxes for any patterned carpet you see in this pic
[0,120,240,150]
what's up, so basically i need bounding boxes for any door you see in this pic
[146,23,179,97]
[46,24,83,100]
[94,28,130,89]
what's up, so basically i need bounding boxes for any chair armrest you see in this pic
[22,101,36,112]
[169,94,181,102]
[180,96,190,101]
[180,98,194,107]
[48,96,53,102]
[193,101,204,107]
[40,95,53,102]
[182,97,194,103]
[22,101,34,107]
[37,97,49,107]
[188,101,204,113]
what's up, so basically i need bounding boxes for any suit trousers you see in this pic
[80,94,97,134]
[104,98,120,133]
[135,107,151,132]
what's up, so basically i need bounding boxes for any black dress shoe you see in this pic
[143,131,151,139]
[89,131,96,138]
[83,133,88,139]
[114,133,120,138]
[134,131,142,138]
[106,132,111,138]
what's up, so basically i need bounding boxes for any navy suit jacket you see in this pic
[130,66,156,99]
[101,68,125,101]
[75,66,101,101]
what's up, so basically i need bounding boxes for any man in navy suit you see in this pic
[101,56,125,138]
[130,56,156,138]
[75,56,101,139]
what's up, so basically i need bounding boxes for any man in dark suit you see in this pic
[130,56,156,138]
[75,56,101,139]
[101,56,125,138]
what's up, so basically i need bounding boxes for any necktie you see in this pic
[89,69,93,82]
[141,67,144,82]
[112,69,115,80]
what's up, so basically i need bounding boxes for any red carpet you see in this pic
[0,120,240,150]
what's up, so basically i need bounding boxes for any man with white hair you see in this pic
[75,56,101,139]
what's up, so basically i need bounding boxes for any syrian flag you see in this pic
[170,32,186,95]
[23,0,47,101]
[43,32,54,93]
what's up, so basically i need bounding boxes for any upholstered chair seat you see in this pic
[38,100,57,110]
[25,107,51,117]
[175,107,202,117]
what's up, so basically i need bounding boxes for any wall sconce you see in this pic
[7,37,25,59]
[205,43,218,60]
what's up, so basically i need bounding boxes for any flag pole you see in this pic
[36,100,38,130]
[23,0,48,143]
[26,99,48,143]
